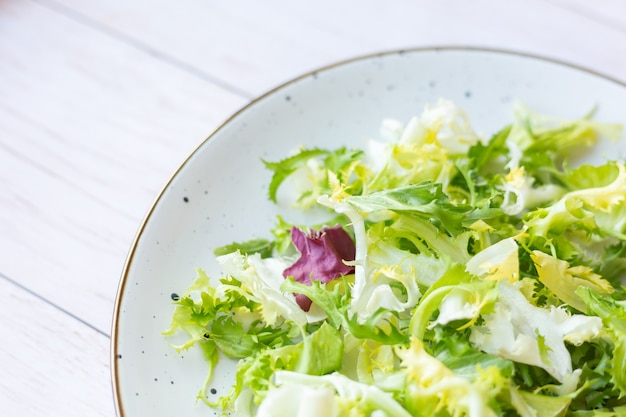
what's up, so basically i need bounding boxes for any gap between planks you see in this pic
[0,271,111,338]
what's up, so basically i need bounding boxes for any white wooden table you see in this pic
[1,1,625,415]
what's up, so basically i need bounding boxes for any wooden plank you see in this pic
[547,0,626,32]
[39,0,626,97]
[0,276,114,416]
[1,1,625,415]
[0,0,248,331]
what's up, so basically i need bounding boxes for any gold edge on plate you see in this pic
[110,45,626,416]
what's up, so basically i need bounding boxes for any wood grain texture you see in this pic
[39,0,626,98]
[0,276,113,416]
[1,0,625,415]
[547,0,626,33]
[0,0,247,332]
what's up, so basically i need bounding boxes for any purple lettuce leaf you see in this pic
[283,225,356,311]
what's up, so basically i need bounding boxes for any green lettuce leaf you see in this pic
[577,287,626,397]
[214,238,275,258]
[218,322,344,411]
[263,148,330,203]
[347,182,501,236]
[259,371,412,417]
[263,147,364,205]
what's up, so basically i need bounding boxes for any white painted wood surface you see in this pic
[1,1,624,415]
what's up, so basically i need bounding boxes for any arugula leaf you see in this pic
[166,100,626,416]
[263,148,330,203]
[263,147,364,205]
[213,238,275,258]
[280,277,347,329]
[348,182,501,236]
[321,147,364,185]
[468,124,512,175]
[345,308,406,345]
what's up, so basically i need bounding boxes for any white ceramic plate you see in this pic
[112,47,626,416]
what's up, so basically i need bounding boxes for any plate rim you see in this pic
[110,45,626,416]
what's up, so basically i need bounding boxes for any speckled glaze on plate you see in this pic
[112,47,626,416]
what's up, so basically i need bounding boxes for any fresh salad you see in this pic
[164,99,626,417]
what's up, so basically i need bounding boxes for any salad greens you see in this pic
[164,99,626,416]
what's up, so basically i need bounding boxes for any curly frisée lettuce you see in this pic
[164,99,626,416]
